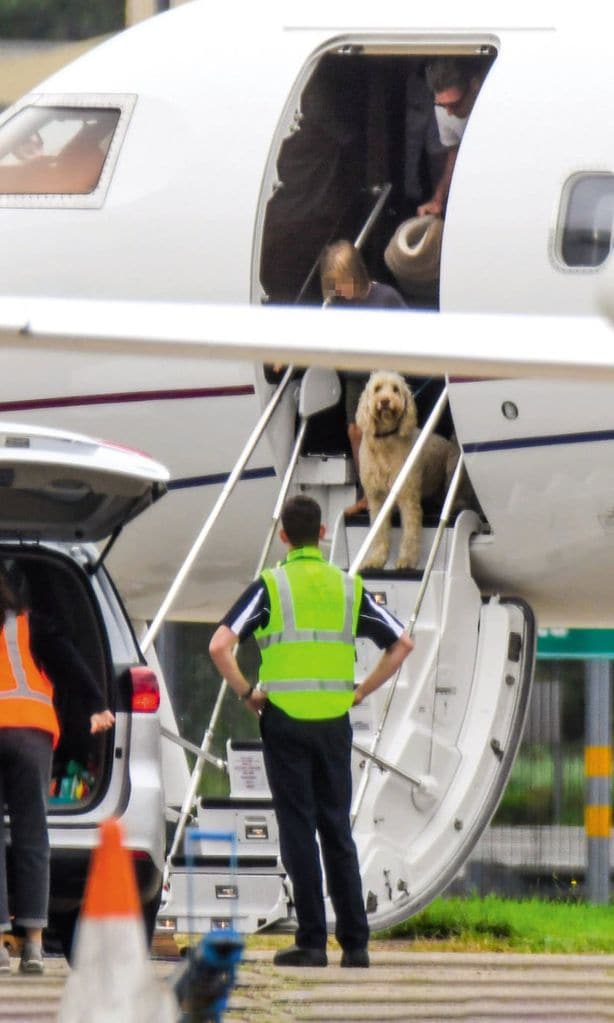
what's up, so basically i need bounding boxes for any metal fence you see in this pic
[460,659,611,899]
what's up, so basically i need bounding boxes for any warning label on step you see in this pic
[228,748,271,797]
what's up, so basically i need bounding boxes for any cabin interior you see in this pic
[259,48,497,311]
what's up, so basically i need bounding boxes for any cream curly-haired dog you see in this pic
[356,370,454,570]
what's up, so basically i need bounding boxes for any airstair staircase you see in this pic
[157,740,286,934]
[157,370,535,936]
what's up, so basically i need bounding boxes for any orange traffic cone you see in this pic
[56,818,178,1023]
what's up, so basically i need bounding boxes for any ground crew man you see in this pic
[209,495,413,968]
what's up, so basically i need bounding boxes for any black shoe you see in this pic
[340,947,370,968]
[273,945,328,967]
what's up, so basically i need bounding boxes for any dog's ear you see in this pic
[397,378,418,438]
[355,380,371,434]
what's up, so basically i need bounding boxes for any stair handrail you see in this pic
[141,364,296,655]
[295,182,392,303]
[164,369,341,870]
[349,386,460,825]
[354,182,393,251]
[407,449,466,638]
[154,365,295,871]
[351,449,469,822]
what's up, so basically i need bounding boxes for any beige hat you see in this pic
[384,215,443,293]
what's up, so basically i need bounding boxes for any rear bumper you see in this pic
[48,847,162,914]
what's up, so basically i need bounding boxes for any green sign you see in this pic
[537,629,614,660]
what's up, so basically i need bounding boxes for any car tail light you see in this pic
[130,666,160,713]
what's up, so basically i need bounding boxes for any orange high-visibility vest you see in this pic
[0,612,60,747]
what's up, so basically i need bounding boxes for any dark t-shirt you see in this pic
[29,611,107,768]
[354,282,407,309]
[29,612,106,716]
[330,281,407,310]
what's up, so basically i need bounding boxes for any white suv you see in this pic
[0,421,170,957]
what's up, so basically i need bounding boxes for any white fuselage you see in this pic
[0,2,612,624]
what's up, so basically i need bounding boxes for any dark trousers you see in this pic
[0,728,53,930]
[260,702,369,951]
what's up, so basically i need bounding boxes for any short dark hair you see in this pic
[281,495,322,547]
[425,58,477,96]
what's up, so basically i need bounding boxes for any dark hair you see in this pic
[281,495,322,547]
[425,58,478,96]
[0,563,27,631]
[319,240,370,300]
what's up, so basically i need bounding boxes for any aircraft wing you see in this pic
[1,295,614,381]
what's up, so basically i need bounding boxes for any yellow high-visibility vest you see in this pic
[255,547,362,720]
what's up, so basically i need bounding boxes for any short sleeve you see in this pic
[219,580,270,641]
[357,589,406,648]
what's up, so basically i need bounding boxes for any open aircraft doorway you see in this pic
[255,41,497,312]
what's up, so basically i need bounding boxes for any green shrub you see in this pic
[0,0,124,40]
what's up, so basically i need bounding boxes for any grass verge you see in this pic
[167,896,614,958]
[376,895,614,953]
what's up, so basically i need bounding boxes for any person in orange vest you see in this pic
[0,565,114,975]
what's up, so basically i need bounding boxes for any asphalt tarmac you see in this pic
[6,950,614,1023]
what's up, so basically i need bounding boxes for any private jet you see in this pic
[0,0,613,933]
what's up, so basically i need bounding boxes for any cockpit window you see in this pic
[559,174,614,269]
[0,106,119,195]
[0,94,135,209]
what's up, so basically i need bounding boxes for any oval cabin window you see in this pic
[560,173,614,268]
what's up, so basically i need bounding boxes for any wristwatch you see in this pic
[240,685,255,701]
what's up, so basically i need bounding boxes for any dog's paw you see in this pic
[360,555,388,571]
[395,558,418,571]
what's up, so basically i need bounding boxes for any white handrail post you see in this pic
[351,386,455,826]
[142,364,295,654]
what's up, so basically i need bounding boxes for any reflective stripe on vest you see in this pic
[255,557,361,720]
[263,678,354,692]
[257,569,356,649]
[0,612,60,746]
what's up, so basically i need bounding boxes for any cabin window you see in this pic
[559,173,614,268]
[0,94,135,209]
[0,106,119,194]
